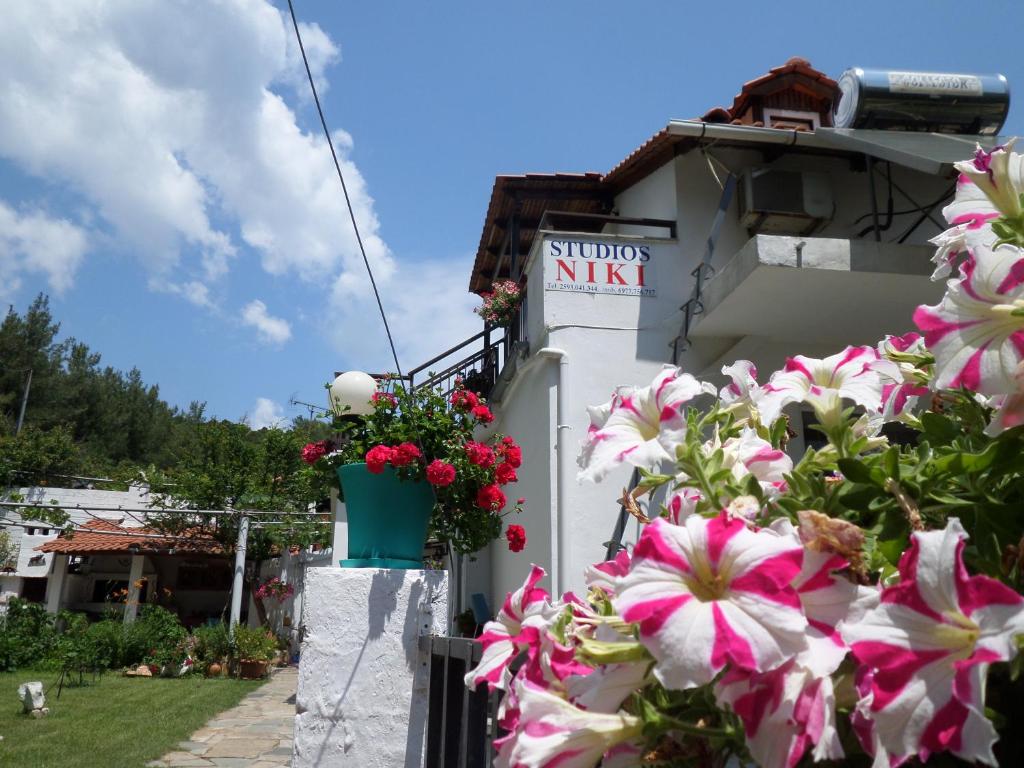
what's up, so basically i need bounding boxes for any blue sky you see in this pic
[1,0,1021,426]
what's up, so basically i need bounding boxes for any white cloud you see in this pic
[328,253,481,373]
[0,201,88,299]
[0,0,392,295]
[151,278,216,310]
[241,299,292,345]
[248,397,286,429]
[0,1,481,377]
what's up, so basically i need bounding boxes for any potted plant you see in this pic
[255,577,294,604]
[474,279,521,327]
[192,622,230,677]
[232,625,277,679]
[301,375,527,568]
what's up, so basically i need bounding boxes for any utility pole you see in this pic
[229,512,250,631]
[15,368,32,435]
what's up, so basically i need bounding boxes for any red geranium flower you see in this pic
[464,441,496,468]
[426,459,456,487]
[391,442,422,467]
[495,461,517,485]
[365,445,395,474]
[476,483,506,512]
[301,440,329,465]
[498,437,522,468]
[505,524,526,552]
[451,390,480,410]
[371,391,398,408]
[471,405,494,424]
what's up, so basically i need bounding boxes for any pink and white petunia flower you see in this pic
[985,391,1024,436]
[720,360,762,406]
[497,678,642,768]
[759,346,884,426]
[716,528,878,768]
[465,565,553,691]
[566,661,651,714]
[841,519,1024,766]
[927,143,1023,280]
[952,140,1024,222]
[613,514,807,689]
[792,546,879,676]
[718,426,793,498]
[578,365,711,482]
[666,485,702,524]
[913,240,1024,396]
[583,549,631,595]
[872,334,930,421]
[716,659,843,768]
[929,224,973,282]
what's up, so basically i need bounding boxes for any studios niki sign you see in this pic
[543,237,656,297]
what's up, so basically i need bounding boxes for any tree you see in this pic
[146,420,331,561]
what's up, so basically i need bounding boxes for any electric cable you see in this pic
[286,0,405,381]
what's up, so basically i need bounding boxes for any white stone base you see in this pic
[293,567,448,768]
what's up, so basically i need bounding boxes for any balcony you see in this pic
[407,305,526,400]
[687,234,945,345]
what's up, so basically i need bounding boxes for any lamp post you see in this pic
[328,371,377,416]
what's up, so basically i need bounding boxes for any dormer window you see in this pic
[763,108,820,131]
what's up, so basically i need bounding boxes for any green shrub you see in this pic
[192,623,230,666]
[123,605,186,668]
[231,625,277,662]
[0,597,57,670]
[52,611,99,673]
[86,619,128,669]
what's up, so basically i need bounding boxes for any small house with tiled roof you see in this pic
[393,58,1012,609]
[34,518,230,625]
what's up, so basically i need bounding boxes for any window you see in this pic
[763,108,821,131]
[20,578,47,603]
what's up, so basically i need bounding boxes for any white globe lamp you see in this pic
[329,371,378,416]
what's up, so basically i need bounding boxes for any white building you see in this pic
[401,58,1011,611]
[0,483,152,609]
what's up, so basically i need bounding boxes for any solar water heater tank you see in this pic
[833,68,1009,135]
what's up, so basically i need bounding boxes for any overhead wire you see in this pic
[286,0,405,381]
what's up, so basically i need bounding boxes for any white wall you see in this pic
[487,355,555,610]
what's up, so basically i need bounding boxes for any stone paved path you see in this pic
[148,667,296,768]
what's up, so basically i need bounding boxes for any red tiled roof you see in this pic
[37,519,225,556]
[469,58,839,293]
[469,172,608,294]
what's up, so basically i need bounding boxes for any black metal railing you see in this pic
[424,636,501,768]
[408,304,528,401]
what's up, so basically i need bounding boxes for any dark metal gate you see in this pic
[423,636,501,768]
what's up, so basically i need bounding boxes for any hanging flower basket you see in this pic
[336,463,435,569]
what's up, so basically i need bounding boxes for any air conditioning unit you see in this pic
[739,168,833,234]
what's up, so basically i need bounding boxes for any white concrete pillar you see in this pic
[229,514,249,630]
[293,567,448,767]
[123,554,145,624]
[44,554,68,614]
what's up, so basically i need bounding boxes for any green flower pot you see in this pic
[337,462,435,569]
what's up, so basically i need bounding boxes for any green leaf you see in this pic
[876,509,909,566]
[882,446,900,481]
[837,458,874,485]
[920,412,959,445]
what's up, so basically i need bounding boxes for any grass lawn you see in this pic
[0,668,265,768]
